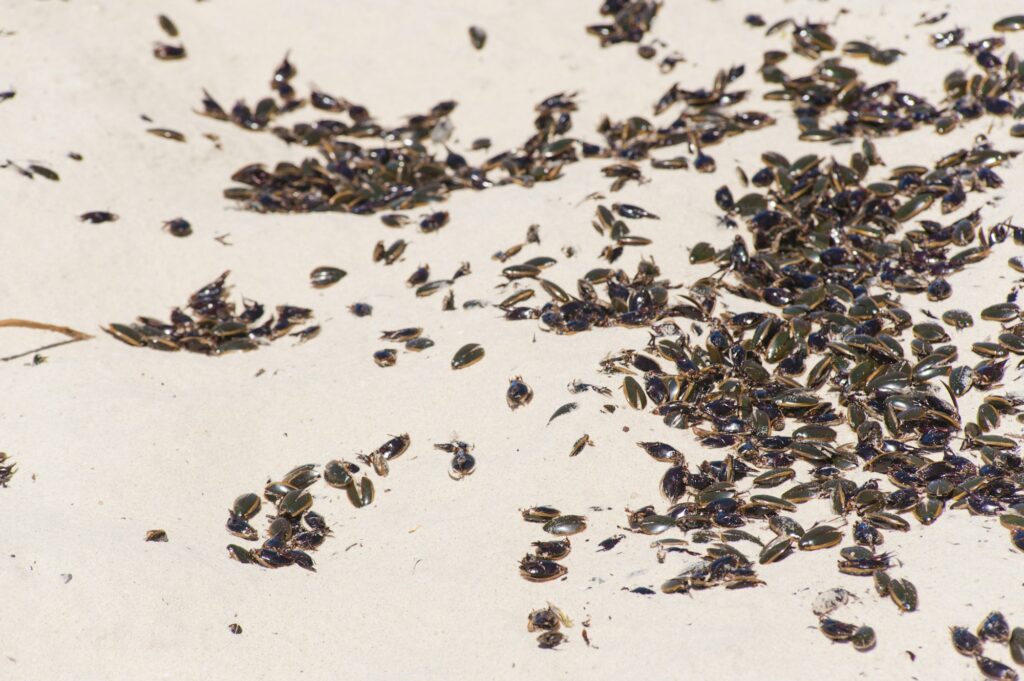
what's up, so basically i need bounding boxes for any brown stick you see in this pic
[0,319,94,362]
[0,319,93,340]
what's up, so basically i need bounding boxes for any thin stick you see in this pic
[0,318,94,362]
[0,319,93,339]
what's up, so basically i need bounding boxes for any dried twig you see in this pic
[0,318,93,362]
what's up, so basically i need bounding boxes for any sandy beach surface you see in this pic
[2,1,1023,679]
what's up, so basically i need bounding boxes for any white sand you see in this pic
[1,1,1022,679]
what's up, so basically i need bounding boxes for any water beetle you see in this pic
[373,349,397,367]
[532,539,571,561]
[519,555,567,582]
[543,515,587,536]
[950,626,983,656]
[163,218,192,237]
[507,376,534,410]
[449,451,476,479]
[978,611,1011,643]
[80,211,118,224]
